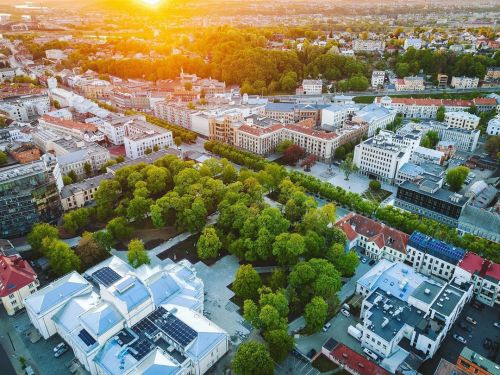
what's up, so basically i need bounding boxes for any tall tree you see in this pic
[445,166,469,192]
[106,217,133,241]
[233,264,262,301]
[304,296,328,333]
[27,223,59,255]
[339,156,358,180]
[45,239,81,275]
[197,226,222,260]
[74,232,110,269]
[232,341,274,375]
[127,239,150,268]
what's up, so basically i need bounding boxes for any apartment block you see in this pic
[123,118,173,159]
[321,104,356,128]
[486,117,500,135]
[60,173,112,211]
[352,104,396,137]
[444,112,480,130]
[395,76,425,91]
[451,76,479,89]
[352,39,385,52]
[403,38,422,50]
[0,93,50,122]
[39,114,106,142]
[371,70,386,88]
[302,79,323,95]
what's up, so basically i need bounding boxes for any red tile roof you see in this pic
[336,213,409,254]
[375,97,496,107]
[41,115,98,133]
[329,344,390,375]
[458,252,500,281]
[285,124,338,140]
[0,255,37,297]
[237,124,283,136]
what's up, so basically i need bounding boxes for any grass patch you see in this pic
[362,188,392,203]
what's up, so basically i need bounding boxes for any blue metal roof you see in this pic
[409,231,465,264]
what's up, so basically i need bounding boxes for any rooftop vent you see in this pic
[424,288,431,295]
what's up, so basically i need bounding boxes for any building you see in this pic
[395,76,425,92]
[484,67,500,82]
[301,79,323,95]
[24,256,229,375]
[39,115,106,143]
[403,38,422,50]
[406,231,465,281]
[8,143,41,164]
[453,253,499,307]
[395,178,469,226]
[458,205,500,243]
[0,93,50,122]
[456,347,500,375]
[374,96,496,119]
[486,116,500,135]
[353,131,416,184]
[262,102,327,125]
[437,74,448,89]
[444,112,479,130]
[0,255,38,315]
[153,101,196,131]
[123,118,173,159]
[371,71,386,88]
[336,213,409,263]
[436,141,457,160]
[0,160,62,238]
[353,39,385,52]
[60,173,112,211]
[321,104,353,128]
[208,111,244,145]
[45,49,67,60]
[410,146,444,165]
[352,104,396,137]
[450,76,479,89]
[321,339,390,375]
[235,123,283,156]
[0,67,16,82]
[356,260,472,362]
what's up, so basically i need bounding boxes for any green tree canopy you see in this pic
[27,223,59,255]
[304,296,328,333]
[446,166,469,192]
[232,341,274,375]
[197,226,222,260]
[233,264,262,301]
[127,239,150,268]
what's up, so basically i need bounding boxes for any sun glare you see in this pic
[141,0,161,6]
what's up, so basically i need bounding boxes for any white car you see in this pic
[493,322,500,329]
[322,322,331,332]
[53,342,66,353]
[341,309,350,317]
[466,316,477,325]
[453,334,467,344]
[54,345,68,358]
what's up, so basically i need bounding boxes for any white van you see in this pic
[25,366,35,375]
[363,348,379,361]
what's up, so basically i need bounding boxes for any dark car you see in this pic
[459,321,472,332]
[307,349,317,359]
[369,260,376,266]
[483,338,492,350]
[471,300,484,310]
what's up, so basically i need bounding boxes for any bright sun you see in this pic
[141,0,161,5]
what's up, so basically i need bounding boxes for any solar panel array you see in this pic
[78,329,97,346]
[92,267,122,287]
[129,339,152,361]
[409,231,465,262]
[158,314,197,347]
[132,318,158,337]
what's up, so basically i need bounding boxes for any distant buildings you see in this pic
[39,114,106,143]
[0,92,50,122]
[353,130,418,184]
[0,254,38,315]
[484,67,500,82]
[24,256,229,375]
[395,76,425,91]
[0,67,16,82]
[321,104,354,128]
[352,39,385,52]
[301,79,323,95]
[403,38,422,50]
[371,70,386,88]
[450,76,479,89]
[437,74,448,89]
[456,347,500,375]
[486,116,500,135]
[0,160,62,238]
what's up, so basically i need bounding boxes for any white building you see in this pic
[0,67,16,82]
[0,255,39,316]
[453,252,500,307]
[302,79,323,95]
[0,93,50,121]
[39,115,105,143]
[45,49,67,60]
[123,118,173,159]
[356,260,472,361]
[24,256,229,375]
[444,111,480,130]
[410,146,444,165]
[353,130,416,184]
[352,103,397,137]
[153,101,196,131]
[352,39,385,52]
[403,38,422,50]
[486,116,500,135]
[450,76,479,89]
[321,104,352,128]
[371,71,385,88]
[395,76,425,91]
[406,231,466,282]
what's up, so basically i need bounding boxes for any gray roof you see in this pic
[399,180,469,207]
[459,205,500,235]
[410,281,442,305]
[60,173,113,198]
[430,284,465,317]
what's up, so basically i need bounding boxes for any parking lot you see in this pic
[276,353,321,375]
[419,301,500,374]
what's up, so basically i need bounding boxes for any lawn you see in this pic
[312,354,350,374]
[362,188,392,203]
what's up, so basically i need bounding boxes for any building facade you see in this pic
[123,119,173,159]
[444,112,479,130]
[450,76,479,89]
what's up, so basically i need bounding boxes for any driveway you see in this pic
[276,354,321,375]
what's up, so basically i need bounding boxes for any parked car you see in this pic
[471,300,483,310]
[25,366,35,375]
[453,334,467,344]
[363,348,378,361]
[493,322,500,329]
[458,321,472,332]
[53,342,66,353]
[483,338,493,349]
[369,260,376,266]
[54,345,68,358]
[466,316,477,325]
[307,349,317,359]
[341,309,350,317]
[322,322,332,332]
[361,257,368,264]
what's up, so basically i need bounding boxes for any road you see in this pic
[0,342,16,375]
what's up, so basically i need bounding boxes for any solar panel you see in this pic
[92,267,122,287]
[129,339,152,361]
[132,318,158,337]
[78,329,97,346]
[159,314,197,347]
[147,306,168,322]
